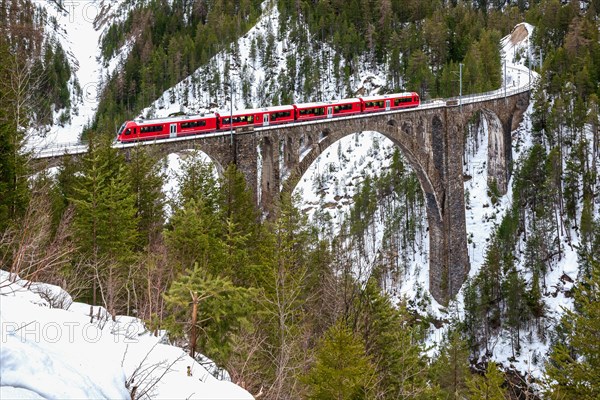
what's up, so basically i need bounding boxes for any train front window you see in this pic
[117,123,126,136]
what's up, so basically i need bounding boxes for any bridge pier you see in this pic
[440,117,470,302]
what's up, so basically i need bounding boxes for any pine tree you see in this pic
[71,134,138,307]
[126,145,166,249]
[260,193,313,399]
[217,164,263,285]
[165,197,223,276]
[0,41,30,232]
[431,328,471,399]
[174,150,219,211]
[163,262,257,363]
[303,321,376,400]
[466,362,507,400]
[358,280,435,398]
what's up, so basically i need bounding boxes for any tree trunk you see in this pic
[190,292,199,358]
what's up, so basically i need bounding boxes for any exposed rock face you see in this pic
[483,109,509,195]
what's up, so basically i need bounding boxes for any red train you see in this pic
[116,92,420,142]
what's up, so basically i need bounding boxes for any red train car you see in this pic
[117,92,420,142]
[294,98,363,122]
[359,92,420,112]
[218,105,296,130]
[117,114,218,142]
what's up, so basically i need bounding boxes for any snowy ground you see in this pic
[0,271,253,400]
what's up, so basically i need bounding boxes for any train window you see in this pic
[181,120,207,129]
[125,129,131,135]
[271,111,291,119]
[222,118,231,124]
[394,97,412,106]
[299,108,323,116]
[335,104,353,113]
[140,125,163,133]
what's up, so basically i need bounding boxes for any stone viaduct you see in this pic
[37,89,530,304]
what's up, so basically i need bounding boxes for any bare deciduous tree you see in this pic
[5,183,74,285]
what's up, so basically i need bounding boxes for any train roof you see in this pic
[220,105,295,116]
[294,98,362,109]
[132,113,218,125]
[359,92,417,102]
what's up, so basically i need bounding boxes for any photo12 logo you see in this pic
[63,1,100,24]
[2,321,140,344]
[83,81,101,104]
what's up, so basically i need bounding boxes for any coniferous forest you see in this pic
[1,0,600,398]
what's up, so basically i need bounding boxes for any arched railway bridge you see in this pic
[35,84,531,304]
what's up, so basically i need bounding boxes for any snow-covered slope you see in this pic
[0,271,253,399]
[28,0,133,150]
[139,1,387,119]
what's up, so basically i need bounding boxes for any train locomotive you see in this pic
[116,92,420,142]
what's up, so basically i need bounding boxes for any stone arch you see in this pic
[163,148,226,177]
[279,113,466,304]
[284,117,446,219]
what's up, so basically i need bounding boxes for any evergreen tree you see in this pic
[546,216,600,399]
[165,197,223,275]
[466,362,507,400]
[164,262,257,364]
[71,134,138,307]
[259,193,313,399]
[217,164,262,284]
[303,321,376,400]
[358,280,435,398]
[0,41,30,231]
[431,328,471,399]
[174,151,219,211]
[545,251,600,399]
[126,146,166,249]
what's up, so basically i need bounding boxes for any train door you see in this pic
[170,124,177,138]
[385,100,391,111]
[327,106,333,119]
[263,114,269,127]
